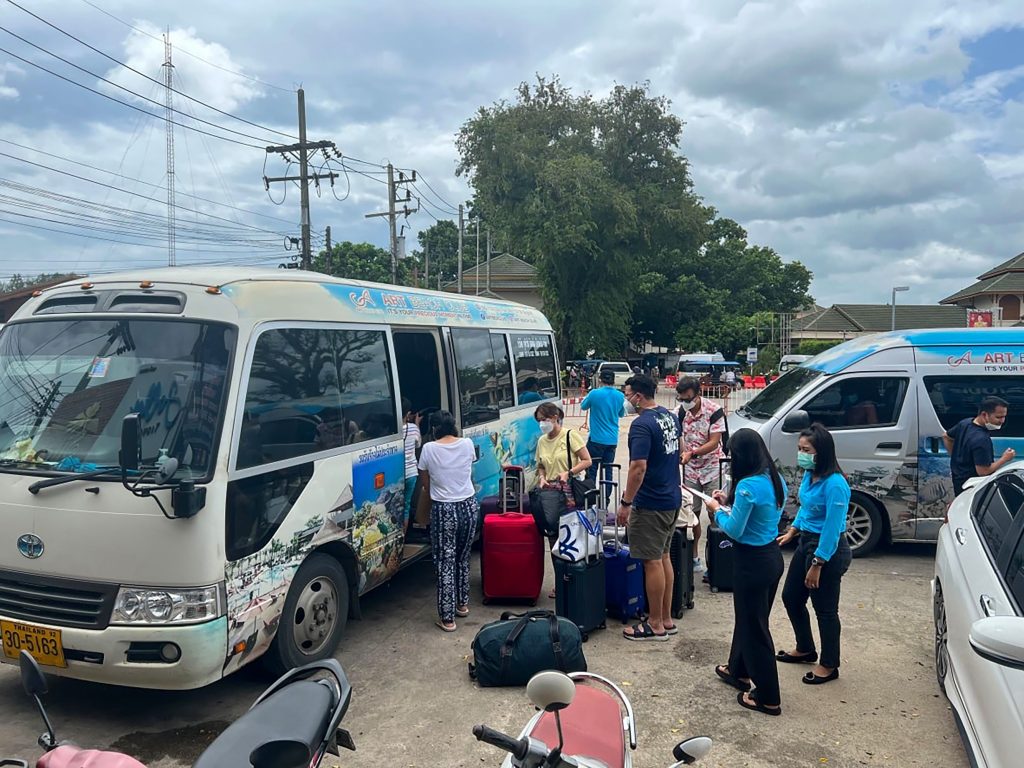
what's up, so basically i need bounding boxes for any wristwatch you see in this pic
[811,556,826,567]
[621,498,633,507]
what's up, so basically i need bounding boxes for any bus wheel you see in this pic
[265,553,349,675]
[846,494,883,558]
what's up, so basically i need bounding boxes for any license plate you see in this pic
[1,620,66,668]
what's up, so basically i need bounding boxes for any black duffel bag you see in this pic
[469,609,587,687]
[529,486,567,537]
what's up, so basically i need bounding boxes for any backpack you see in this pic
[679,405,730,457]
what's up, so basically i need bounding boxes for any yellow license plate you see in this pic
[1,620,66,668]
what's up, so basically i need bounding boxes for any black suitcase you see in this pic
[669,526,695,617]
[705,525,734,593]
[554,556,607,640]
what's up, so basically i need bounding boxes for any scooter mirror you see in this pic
[19,650,48,697]
[671,736,713,765]
[526,670,576,713]
[249,739,310,768]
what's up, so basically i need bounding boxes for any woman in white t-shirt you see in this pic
[417,410,478,632]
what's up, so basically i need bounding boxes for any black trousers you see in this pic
[728,541,785,707]
[782,535,852,669]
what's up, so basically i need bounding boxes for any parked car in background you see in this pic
[596,361,633,387]
[934,464,1024,767]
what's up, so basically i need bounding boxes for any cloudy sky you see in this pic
[1,0,1023,306]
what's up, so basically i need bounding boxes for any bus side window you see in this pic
[451,329,513,428]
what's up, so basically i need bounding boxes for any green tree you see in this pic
[797,339,841,356]
[312,241,412,285]
[0,273,73,294]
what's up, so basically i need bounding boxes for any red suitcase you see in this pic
[482,466,544,604]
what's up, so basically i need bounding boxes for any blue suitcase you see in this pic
[601,471,647,622]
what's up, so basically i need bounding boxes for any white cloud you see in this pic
[0,62,24,99]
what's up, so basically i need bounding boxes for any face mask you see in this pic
[624,397,638,415]
[539,420,555,435]
[797,452,816,470]
[679,399,696,412]
[984,422,1000,432]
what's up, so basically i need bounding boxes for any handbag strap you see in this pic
[498,611,565,678]
[565,429,572,474]
[546,612,566,670]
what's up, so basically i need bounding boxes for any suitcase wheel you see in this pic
[581,632,589,643]
[710,587,719,594]
[687,600,695,609]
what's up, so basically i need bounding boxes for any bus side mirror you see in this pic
[781,410,811,434]
[120,414,141,472]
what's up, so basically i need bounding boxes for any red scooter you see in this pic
[474,670,713,767]
[5,650,355,768]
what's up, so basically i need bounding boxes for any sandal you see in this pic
[663,623,679,635]
[802,669,839,685]
[622,622,668,642]
[776,650,818,664]
[435,620,457,632]
[456,606,470,617]
[737,690,781,716]
[715,665,751,692]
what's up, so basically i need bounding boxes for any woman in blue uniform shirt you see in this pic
[777,423,852,685]
[706,428,787,716]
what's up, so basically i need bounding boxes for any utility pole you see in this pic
[365,165,417,284]
[486,226,491,294]
[325,226,332,274]
[162,33,175,267]
[264,88,338,271]
[424,238,429,285]
[475,219,481,295]
[457,204,464,294]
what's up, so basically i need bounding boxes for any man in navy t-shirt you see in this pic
[943,396,1016,495]
[581,367,626,486]
[617,374,681,642]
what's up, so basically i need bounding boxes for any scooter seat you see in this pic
[37,746,147,768]
[530,683,625,767]
[194,680,334,768]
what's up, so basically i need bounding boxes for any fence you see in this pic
[561,382,760,421]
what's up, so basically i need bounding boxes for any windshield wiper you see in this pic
[28,467,122,495]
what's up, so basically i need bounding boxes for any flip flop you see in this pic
[802,669,839,685]
[776,650,818,664]
[435,620,457,632]
[663,624,679,635]
[622,622,668,642]
[456,606,470,617]
[737,690,781,716]
[715,665,751,692]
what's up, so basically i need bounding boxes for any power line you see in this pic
[77,0,294,93]
[4,0,298,141]
[0,27,284,146]
[413,176,460,214]
[0,44,265,149]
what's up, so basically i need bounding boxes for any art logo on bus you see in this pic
[947,351,972,367]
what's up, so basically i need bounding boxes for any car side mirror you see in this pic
[120,413,141,472]
[781,409,811,434]
[969,616,1024,671]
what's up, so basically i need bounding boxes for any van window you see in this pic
[510,333,558,403]
[973,475,1024,560]
[452,329,514,427]
[924,376,1024,437]
[238,327,397,469]
[800,377,908,429]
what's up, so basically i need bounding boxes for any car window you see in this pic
[800,376,908,430]
[974,477,1024,559]
[924,376,1024,437]
[603,363,630,373]
[1006,526,1024,613]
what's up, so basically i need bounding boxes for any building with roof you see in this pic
[940,251,1024,325]
[443,252,543,311]
[793,304,968,342]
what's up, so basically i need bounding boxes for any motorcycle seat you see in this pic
[36,746,146,768]
[530,683,625,767]
[194,680,334,768]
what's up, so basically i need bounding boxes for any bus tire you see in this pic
[846,493,883,558]
[264,553,349,676]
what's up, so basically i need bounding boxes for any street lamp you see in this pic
[891,285,910,331]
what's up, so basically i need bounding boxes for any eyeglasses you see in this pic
[675,397,695,404]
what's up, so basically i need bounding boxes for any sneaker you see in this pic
[692,557,707,574]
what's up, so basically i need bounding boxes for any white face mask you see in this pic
[679,399,697,412]
[984,422,1001,431]
[624,395,638,415]
[539,420,556,435]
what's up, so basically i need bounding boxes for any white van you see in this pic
[729,329,1024,556]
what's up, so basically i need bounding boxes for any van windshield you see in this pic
[0,319,234,479]
[737,367,821,420]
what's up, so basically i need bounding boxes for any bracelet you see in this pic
[621,498,633,507]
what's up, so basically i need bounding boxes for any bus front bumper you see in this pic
[0,615,228,690]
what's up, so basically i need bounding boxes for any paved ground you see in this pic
[0,409,969,766]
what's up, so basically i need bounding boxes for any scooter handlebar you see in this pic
[472,725,529,761]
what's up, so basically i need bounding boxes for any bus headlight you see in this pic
[112,585,223,625]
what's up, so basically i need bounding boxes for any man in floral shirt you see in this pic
[676,376,727,574]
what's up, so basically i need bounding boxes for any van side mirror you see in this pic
[781,410,811,434]
[120,414,141,472]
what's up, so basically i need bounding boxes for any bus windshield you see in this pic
[0,318,234,479]
[736,367,822,420]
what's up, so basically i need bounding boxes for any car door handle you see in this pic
[979,594,997,617]
[955,527,967,545]
[876,442,902,450]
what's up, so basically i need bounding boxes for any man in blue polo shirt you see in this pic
[581,367,626,487]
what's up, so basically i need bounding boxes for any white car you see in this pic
[595,361,633,387]
[934,465,1024,767]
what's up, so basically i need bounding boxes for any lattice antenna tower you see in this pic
[162,31,176,267]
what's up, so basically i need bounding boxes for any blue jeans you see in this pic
[586,441,617,504]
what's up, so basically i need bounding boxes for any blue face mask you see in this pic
[797,452,816,471]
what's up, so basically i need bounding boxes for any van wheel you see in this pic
[846,494,883,557]
[264,553,349,676]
